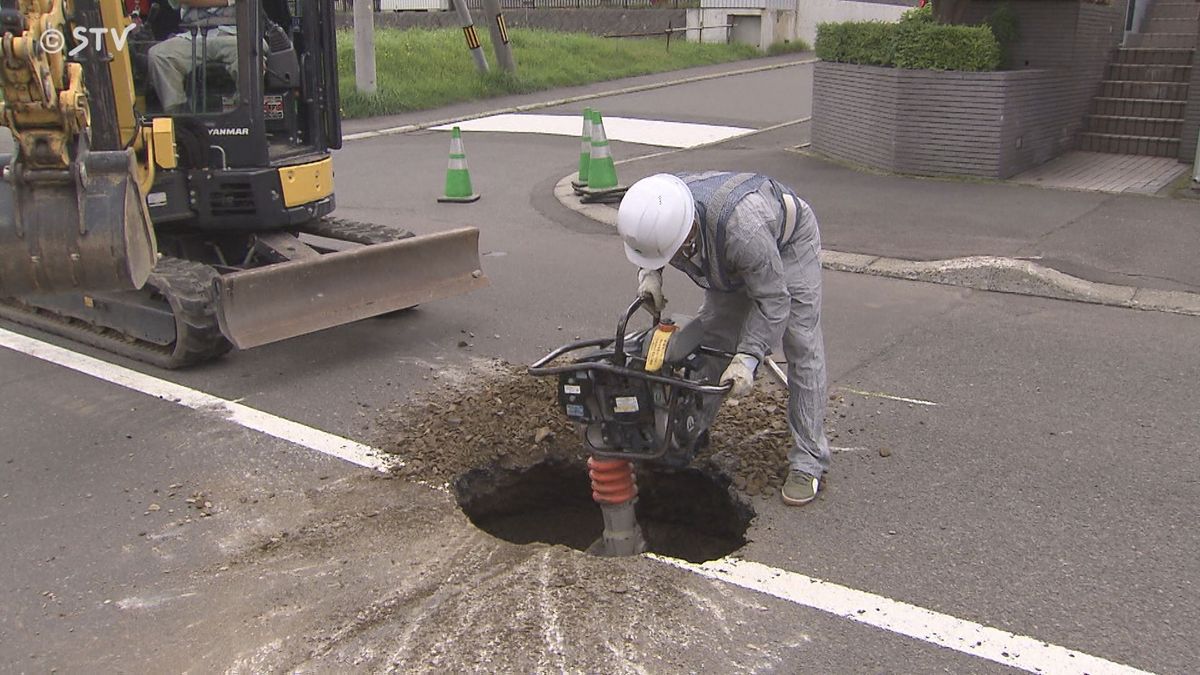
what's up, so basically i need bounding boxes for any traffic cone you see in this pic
[438,127,480,203]
[581,110,624,201]
[572,107,593,190]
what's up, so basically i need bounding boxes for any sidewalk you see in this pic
[600,127,1200,298]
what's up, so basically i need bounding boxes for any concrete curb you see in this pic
[553,174,1200,318]
[343,56,817,142]
[822,252,1200,317]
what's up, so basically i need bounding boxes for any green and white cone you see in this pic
[439,126,480,203]
[572,107,593,190]
[584,110,620,193]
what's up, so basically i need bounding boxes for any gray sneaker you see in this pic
[781,471,819,506]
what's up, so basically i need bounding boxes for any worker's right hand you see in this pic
[637,268,667,314]
[720,354,758,398]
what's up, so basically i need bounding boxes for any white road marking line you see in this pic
[0,328,395,473]
[842,387,940,407]
[431,113,754,149]
[650,556,1153,675]
[615,116,811,166]
[0,328,1152,673]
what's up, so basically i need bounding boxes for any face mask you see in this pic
[673,222,700,263]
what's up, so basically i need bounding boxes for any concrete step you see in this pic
[1108,62,1193,82]
[1093,96,1188,118]
[1147,2,1200,20]
[1079,132,1181,157]
[1114,47,1195,65]
[1144,17,1199,33]
[1100,79,1190,99]
[1126,32,1198,48]
[1085,114,1184,137]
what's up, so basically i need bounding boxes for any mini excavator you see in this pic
[0,0,487,368]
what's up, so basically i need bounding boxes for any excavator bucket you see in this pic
[214,226,489,349]
[0,149,158,297]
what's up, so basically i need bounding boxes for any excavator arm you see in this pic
[0,0,157,296]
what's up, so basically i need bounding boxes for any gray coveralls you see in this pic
[667,171,831,479]
[148,3,239,112]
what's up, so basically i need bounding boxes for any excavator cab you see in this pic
[129,0,345,229]
[0,0,488,367]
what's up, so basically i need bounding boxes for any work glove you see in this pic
[720,354,758,398]
[637,268,667,315]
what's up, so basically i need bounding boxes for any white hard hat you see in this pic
[617,174,696,269]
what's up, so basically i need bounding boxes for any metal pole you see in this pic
[765,359,788,387]
[1193,128,1200,185]
[479,0,517,73]
[353,0,377,94]
[452,0,490,73]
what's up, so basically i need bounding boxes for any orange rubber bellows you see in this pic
[587,457,637,505]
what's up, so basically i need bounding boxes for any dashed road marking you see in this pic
[841,387,940,407]
[0,327,1153,674]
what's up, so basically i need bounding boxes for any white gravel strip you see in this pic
[431,113,753,149]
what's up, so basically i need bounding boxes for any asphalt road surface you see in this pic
[2,60,1197,673]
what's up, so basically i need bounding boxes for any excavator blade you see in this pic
[0,150,157,297]
[214,226,489,350]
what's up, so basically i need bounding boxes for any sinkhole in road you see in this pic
[454,458,754,563]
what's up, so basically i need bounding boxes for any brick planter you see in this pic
[813,61,1082,179]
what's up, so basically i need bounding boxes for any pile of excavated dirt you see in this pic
[373,361,846,498]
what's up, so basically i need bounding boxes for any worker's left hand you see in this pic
[720,354,757,398]
[637,268,667,314]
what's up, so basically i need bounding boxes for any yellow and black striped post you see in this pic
[451,0,489,74]
[479,0,517,73]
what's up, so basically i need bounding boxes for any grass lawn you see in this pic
[336,28,780,118]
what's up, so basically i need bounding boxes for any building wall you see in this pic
[812,61,903,170]
[688,8,741,44]
[962,0,1127,154]
[813,62,1094,179]
[1180,33,1200,163]
[684,7,795,48]
[688,0,909,49]
[999,70,1079,171]
[795,0,910,47]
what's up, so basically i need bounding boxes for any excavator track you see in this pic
[0,257,231,369]
[0,218,428,368]
[299,217,416,245]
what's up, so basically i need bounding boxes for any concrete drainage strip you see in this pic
[555,174,1200,318]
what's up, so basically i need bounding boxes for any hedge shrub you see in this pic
[894,22,1001,70]
[815,8,1002,72]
